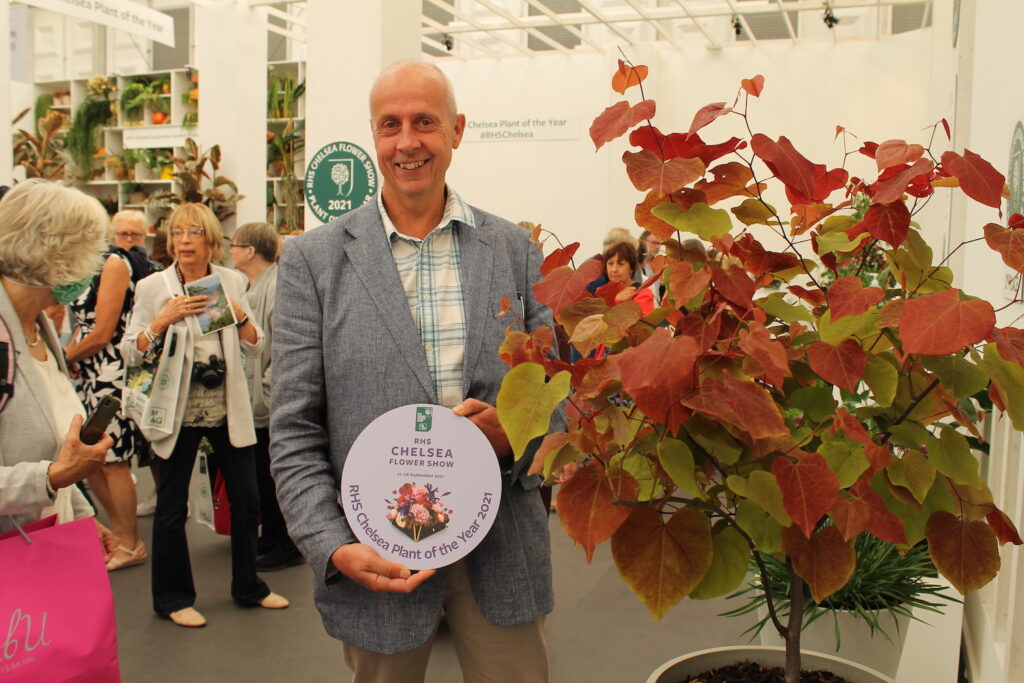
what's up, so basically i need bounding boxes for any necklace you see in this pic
[25,324,42,347]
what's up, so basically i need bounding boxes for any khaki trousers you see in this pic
[342,560,548,683]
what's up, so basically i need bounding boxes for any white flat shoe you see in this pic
[168,607,207,628]
[258,592,289,609]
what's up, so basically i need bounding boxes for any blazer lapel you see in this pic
[0,290,61,443]
[458,222,495,394]
[343,215,437,402]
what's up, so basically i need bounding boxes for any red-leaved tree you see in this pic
[496,60,1024,683]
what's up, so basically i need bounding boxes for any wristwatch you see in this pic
[235,315,249,329]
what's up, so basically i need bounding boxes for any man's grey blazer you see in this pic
[270,200,565,654]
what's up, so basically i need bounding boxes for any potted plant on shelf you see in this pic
[267,120,305,233]
[120,78,148,127]
[103,154,127,181]
[267,69,304,120]
[151,138,244,222]
[12,104,67,180]
[120,180,146,206]
[65,76,116,181]
[495,60,1024,683]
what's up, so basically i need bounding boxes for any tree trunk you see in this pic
[785,562,805,683]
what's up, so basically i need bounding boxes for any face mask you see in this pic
[51,276,92,306]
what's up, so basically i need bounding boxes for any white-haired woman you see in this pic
[121,203,287,628]
[0,179,117,546]
[65,209,154,571]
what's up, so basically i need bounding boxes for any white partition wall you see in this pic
[193,2,267,229]
[954,1,1024,679]
[439,28,944,260]
[303,0,420,230]
[1,1,11,186]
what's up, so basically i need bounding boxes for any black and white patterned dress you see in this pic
[70,246,153,464]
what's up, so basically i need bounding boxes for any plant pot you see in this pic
[130,191,146,205]
[758,608,909,678]
[647,646,896,683]
[160,165,175,180]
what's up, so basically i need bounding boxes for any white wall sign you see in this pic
[462,116,579,143]
[15,0,175,47]
[123,125,190,149]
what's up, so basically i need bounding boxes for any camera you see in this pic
[192,354,226,389]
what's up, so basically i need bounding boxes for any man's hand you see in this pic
[452,399,512,459]
[331,543,435,593]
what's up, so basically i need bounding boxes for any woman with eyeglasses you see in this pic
[65,210,154,571]
[120,203,288,628]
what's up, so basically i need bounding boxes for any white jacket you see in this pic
[120,264,263,458]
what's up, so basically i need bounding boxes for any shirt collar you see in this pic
[378,187,476,243]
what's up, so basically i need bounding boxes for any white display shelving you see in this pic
[266,60,305,233]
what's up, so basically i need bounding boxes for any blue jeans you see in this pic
[151,424,269,614]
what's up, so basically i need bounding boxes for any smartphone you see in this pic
[80,395,120,445]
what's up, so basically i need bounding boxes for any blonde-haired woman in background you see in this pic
[66,209,154,571]
[0,179,116,548]
[121,203,287,628]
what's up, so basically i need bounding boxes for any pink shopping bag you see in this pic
[0,515,121,682]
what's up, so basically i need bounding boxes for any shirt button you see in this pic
[425,343,433,351]
[423,294,431,301]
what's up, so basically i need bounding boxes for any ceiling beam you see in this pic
[436,0,933,34]
[425,0,532,55]
[522,0,606,53]
[624,0,684,52]
[469,0,571,54]
[422,14,501,58]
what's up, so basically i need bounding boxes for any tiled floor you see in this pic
[106,479,757,682]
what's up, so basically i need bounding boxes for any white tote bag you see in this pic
[123,322,185,440]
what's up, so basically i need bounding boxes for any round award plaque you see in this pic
[340,404,502,569]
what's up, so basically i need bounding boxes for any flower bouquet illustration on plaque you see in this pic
[386,482,453,543]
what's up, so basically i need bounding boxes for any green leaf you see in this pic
[863,355,899,407]
[731,198,777,226]
[789,386,837,423]
[920,355,988,400]
[817,230,871,255]
[887,451,936,504]
[931,426,983,488]
[651,201,732,240]
[727,471,792,525]
[887,422,937,450]
[976,343,1024,430]
[617,452,661,502]
[758,293,815,323]
[873,472,955,546]
[690,526,750,600]
[818,310,877,345]
[657,438,705,499]
[820,214,857,233]
[820,440,869,488]
[736,499,782,552]
[496,363,570,459]
[686,417,744,464]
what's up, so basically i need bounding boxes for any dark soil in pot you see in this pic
[677,659,851,682]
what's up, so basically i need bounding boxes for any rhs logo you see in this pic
[415,407,432,432]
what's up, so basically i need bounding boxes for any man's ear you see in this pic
[452,114,467,149]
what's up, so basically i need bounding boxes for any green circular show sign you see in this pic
[305,141,378,223]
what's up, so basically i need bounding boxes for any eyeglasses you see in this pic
[228,243,252,250]
[115,231,146,240]
[170,227,205,238]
